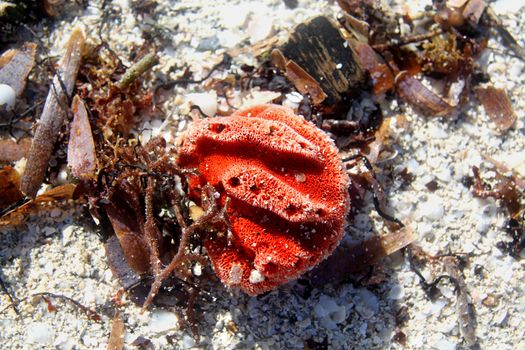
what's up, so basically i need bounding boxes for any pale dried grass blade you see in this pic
[67,95,97,180]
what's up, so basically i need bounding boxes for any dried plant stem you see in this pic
[117,52,158,90]
[20,27,85,197]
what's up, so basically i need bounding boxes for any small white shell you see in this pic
[0,84,16,111]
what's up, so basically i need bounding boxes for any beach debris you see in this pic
[20,27,85,198]
[0,166,24,212]
[271,49,327,105]
[395,71,456,117]
[0,183,76,228]
[278,16,365,105]
[0,42,37,98]
[130,336,154,350]
[0,137,31,162]
[308,225,416,286]
[353,41,394,96]
[177,104,350,295]
[117,52,158,90]
[67,96,97,180]
[474,86,516,132]
[0,291,101,323]
[107,312,125,350]
[443,256,478,348]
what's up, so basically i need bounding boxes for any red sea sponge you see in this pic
[178,104,350,295]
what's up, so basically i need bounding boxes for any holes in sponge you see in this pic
[210,123,226,133]
[285,204,300,216]
[229,177,240,187]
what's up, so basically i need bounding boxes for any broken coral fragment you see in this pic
[178,104,350,295]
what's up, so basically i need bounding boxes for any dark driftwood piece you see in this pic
[280,15,365,104]
[20,27,85,198]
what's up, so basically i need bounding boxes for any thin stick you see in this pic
[117,52,158,90]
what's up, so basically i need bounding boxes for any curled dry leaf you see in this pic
[0,42,37,97]
[20,27,85,198]
[395,71,456,117]
[0,184,77,228]
[474,86,516,132]
[67,95,97,180]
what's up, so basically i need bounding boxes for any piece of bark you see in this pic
[474,86,516,132]
[0,138,31,162]
[67,95,97,180]
[280,16,365,104]
[0,42,37,97]
[20,27,85,198]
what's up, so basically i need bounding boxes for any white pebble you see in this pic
[387,284,405,300]
[27,322,54,345]
[186,91,218,117]
[418,195,444,221]
[434,337,457,350]
[0,83,16,111]
[247,16,274,43]
[356,288,379,317]
[249,269,265,284]
[149,310,179,333]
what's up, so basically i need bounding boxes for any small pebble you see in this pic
[149,310,179,333]
[27,322,54,345]
[0,83,16,111]
[418,195,444,221]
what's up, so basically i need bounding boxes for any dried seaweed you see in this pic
[0,166,24,212]
[443,256,479,348]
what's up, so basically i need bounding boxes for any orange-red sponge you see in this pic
[178,104,350,295]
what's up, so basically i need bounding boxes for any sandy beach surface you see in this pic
[1,0,525,349]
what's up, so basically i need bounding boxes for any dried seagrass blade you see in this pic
[20,27,85,198]
[67,95,97,180]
